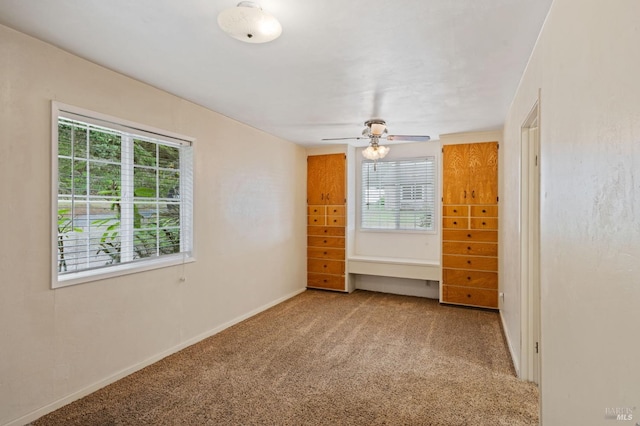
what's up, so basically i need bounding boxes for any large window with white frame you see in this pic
[53,103,194,288]
[360,157,436,231]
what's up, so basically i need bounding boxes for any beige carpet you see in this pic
[32,290,538,425]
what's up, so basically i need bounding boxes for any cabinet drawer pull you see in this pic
[333,209,337,213]
[323,240,327,243]
[464,190,467,199]
[467,234,472,238]
[314,219,318,222]
[482,221,486,225]
[333,219,337,223]
[321,193,324,200]
[327,193,330,200]
[324,252,327,255]
[323,279,328,283]
[482,209,487,213]
[323,264,327,268]
[453,221,458,225]
[467,246,471,250]
[467,276,471,280]
[467,294,471,298]
[467,260,472,264]
[472,190,475,198]
[453,209,458,213]
[324,230,328,233]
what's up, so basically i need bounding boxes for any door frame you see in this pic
[520,91,541,385]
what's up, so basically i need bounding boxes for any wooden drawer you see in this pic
[442,217,469,229]
[308,215,325,226]
[442,241,497,256]
[307,247,345,260]
[308,226,345,237]
[308,258,345,275]
[326,216,346,227]
[307,273,345,291]
[443,230,497,242]
[442,205,468,217]
[442,269,498,289]
[308,205,325,215]
[326,205,345,216]
[442,285,498,309]
[307,236,345,248]
[442,255,497,271]
[470,217,498,230]
[470,205,498,217]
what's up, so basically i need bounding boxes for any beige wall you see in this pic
[502,0,640,424]
[0,25,307,425]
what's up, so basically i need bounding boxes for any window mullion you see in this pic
[121,135,134,262]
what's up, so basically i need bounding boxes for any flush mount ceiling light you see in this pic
[218,1,282,44]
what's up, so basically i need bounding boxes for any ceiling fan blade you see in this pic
[321,136,368,141]
[386,135,431,142]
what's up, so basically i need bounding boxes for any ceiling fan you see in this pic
[322,119,431,161]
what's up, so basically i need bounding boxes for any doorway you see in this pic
[520,97,541,385]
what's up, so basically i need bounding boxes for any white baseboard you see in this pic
[500,310,520,376]
[5,287,306,426]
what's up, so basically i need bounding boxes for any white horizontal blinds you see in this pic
[56,116,193,276]
[361,157,436,231]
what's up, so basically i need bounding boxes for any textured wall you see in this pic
[502,0,640,424]
[0,25,306,425]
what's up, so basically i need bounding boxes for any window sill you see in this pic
[53,254,195,289]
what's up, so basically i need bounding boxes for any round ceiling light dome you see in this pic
[218,1,282,44]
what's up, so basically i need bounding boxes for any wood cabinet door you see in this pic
[307,155,325,205]
[468,142,498,204]
[443,144,470,204]
[307,154,345,205]
[323,153,346,204]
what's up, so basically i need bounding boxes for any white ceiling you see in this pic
[0,0,552,146]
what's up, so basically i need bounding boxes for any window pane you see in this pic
[159,170,180,200]
[90,130,120,161]
[90,201,122,266]
[134,140,157,166]
[58,124,72,157]
[159,227,180,254]
[135,202,157,229]
[89,162,121,197]
[133,229,157,259]
[159,145,179,169]
[73,127,87,158]
[159,203,180,224]
[58,157,72,195]
[73,160,88,196]
[134,167,157,198]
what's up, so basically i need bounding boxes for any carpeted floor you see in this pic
[32,289,538,425]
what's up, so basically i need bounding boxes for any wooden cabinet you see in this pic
[307,154,346,291]
[307,154,346,205]
[443,142,498,205]
[441,142,498,309]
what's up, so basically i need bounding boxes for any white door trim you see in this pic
[520,91,542,386]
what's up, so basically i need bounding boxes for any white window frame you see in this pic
[359,156,437,233]
[51,102,195,288]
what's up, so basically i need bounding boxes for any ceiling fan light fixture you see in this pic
[362,144,390,160]
[218,1,282,44]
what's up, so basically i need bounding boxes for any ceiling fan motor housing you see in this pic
[364,119,387,137]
